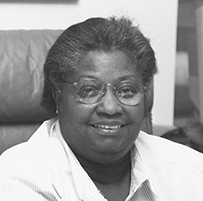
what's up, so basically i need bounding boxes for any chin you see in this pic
[89,143,130,163]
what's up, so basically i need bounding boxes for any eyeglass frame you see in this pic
[61,76,147,106]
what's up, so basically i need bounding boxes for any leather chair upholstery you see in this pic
[0,30,153,155]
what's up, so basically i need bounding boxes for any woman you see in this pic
[1,16,203,201]
[42,16,156,200]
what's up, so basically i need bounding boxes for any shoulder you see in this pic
[135,132,203,198]
[0,118,58,175]
[0,119,63,199]
[0,119,64,200]
[136,131,203,165]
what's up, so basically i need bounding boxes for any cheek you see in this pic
[58,97,85,125]
[57,96,98,158]
[57,91,95,131]
[128,101,145,124]
[58,97,86,144]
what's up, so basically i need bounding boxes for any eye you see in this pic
[78,86,100,98]
[116,86,138,99]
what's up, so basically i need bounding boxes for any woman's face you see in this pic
[58,50,145,164]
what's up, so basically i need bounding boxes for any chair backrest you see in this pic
[0,30,153,155]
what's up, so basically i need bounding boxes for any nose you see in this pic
[96,88,123,116]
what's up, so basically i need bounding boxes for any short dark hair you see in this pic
[41,16,157,115]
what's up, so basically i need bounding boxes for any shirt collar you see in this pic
[132,133,159,198]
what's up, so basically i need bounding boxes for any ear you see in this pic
[144,79,154,114]
[52,89,62,109]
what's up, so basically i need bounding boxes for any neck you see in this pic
[74,151,131,184]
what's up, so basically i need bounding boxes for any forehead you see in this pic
[70,50,140,82]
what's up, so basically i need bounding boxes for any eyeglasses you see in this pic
[64,77,146,106]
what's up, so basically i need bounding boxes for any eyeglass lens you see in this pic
[73,78,144,106]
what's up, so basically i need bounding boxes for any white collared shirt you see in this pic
[0,118,203,200]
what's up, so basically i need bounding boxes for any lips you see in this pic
[90,120,125,131]
[92,124,122,130]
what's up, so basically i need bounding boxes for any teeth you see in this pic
[94,125,121,130]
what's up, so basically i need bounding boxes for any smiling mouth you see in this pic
[91,124,124,130]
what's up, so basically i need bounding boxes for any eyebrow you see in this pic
[78,75,137,82]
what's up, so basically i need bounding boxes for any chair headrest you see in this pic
[0,30,63,123]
